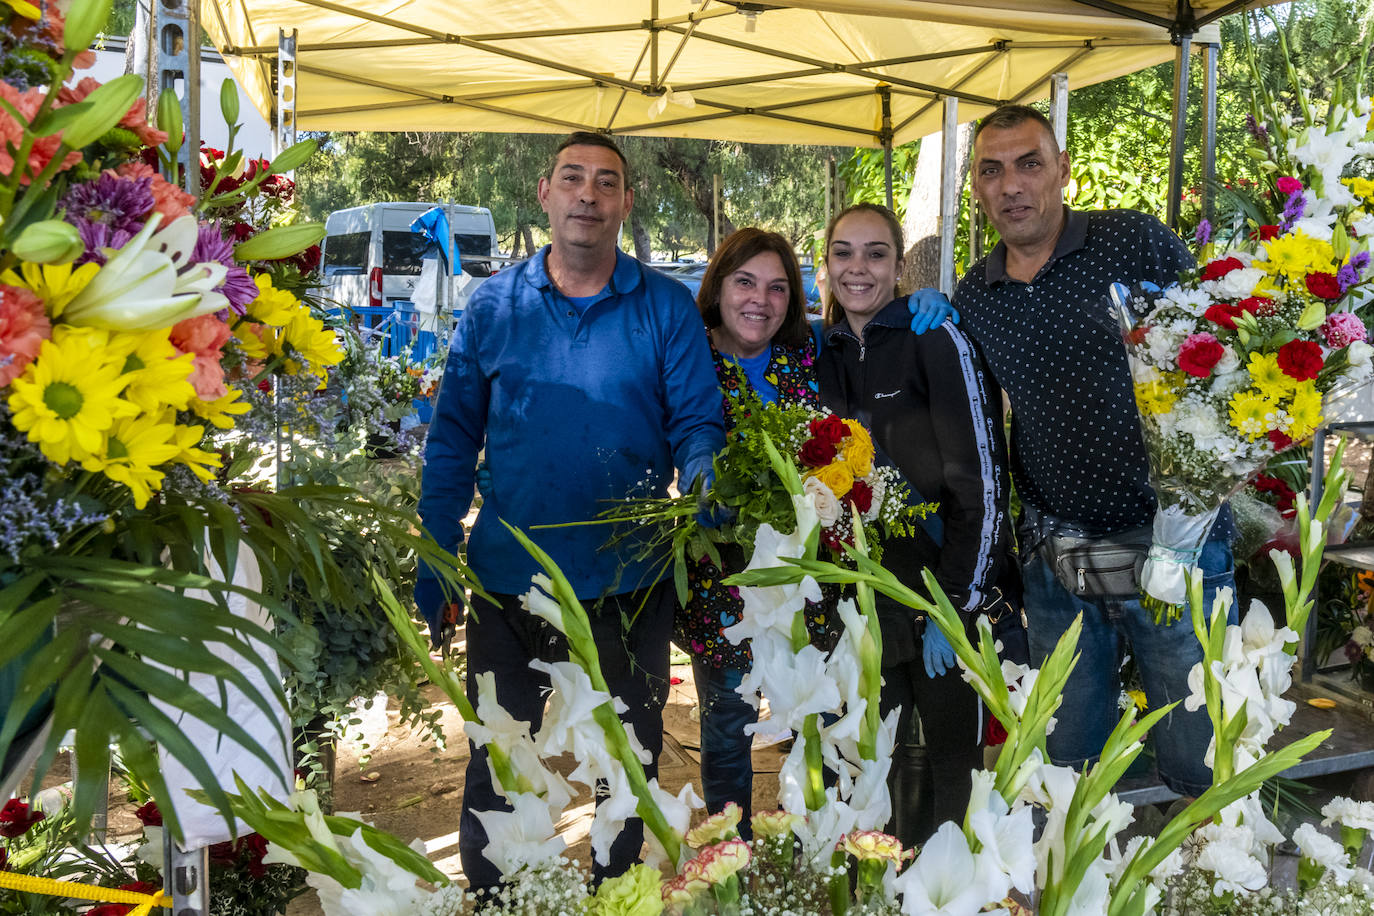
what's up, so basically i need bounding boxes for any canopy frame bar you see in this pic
[1011,45,1095,104]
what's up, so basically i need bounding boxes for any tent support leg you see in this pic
[1166,33,1193,231]
[155,0,200,195]
[879,85,894,210]
[1201,41,1218,230]
[163,832,209,916]
[277,29,298,158]
[938,96,959,298]
[1049,71,1069,151]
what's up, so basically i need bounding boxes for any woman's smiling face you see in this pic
[827,209,901,333]
[712,250,790,359]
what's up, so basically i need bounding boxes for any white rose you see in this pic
[1348,340,1373,369]
[862,475,886,523]
[1212,267,1267,301]
[804,476,841,527]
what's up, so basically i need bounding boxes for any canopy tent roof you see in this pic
[203,1,1273,148]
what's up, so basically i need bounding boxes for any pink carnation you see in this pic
[0,83,82,184]
[171,315,231,398]
[1322,312,1369,349]
[1275,176,1303,195]
[114,162,194,222]
[0,285,51,386]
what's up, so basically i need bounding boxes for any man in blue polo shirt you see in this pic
[417,132,724,892]
[953,105,1235,798]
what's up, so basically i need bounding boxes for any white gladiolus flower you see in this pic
[1293,822,1355,884]
[520,575,565,630]
[803,475,841,527]
[1064,861,1111,916]
[1322,796,1374,831]
[586,763,640,867]
[472,792,566,876]
[1219,794,1286,855]
[724,522,822,644]
[893,821,1010,915]
[642,780,702,869]
[468,672,574,814]
[967,771,1036,895]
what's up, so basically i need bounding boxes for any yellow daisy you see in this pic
[189,386,252,430]
[7,326,138,464]
[169,421,223,482]
[279,311,343,377]
[119,329,196,413]
[1134,380,1178,416]
[245,274,302,327]
[1247,352,1294,398]
[1228,390,1274,441]
[1257,230,1335,282]
[79,412,181,509]
[1,261,101,319]
[1285,382,1323,441]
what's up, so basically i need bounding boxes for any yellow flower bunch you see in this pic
[1255,230,1336,283]
[841,418,874,477]
[1134,372,1182,416]
[235,274,343,381]
[1285,382,1323,440]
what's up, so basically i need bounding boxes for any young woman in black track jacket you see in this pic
[816,203,1017,846]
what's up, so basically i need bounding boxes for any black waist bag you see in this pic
[1040,525,1153,598]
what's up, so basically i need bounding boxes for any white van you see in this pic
[321,202,498,315]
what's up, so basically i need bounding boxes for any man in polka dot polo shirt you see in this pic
[953,104,1235,799]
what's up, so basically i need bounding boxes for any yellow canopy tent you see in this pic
[200,0,1269,148]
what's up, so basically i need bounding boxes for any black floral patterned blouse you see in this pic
[674,332,842,670]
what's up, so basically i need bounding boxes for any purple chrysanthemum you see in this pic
[61,173,154,236]
[72,219,136,266]
[192,222,259,314]
[1194,219,1212,246]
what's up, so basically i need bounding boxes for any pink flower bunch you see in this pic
[0,284,51,386]
[1322,311,1368,349]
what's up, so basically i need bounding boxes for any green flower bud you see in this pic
[61,74,143,150]
[266,139,318,175]
[234,223,326,261]
[64,0,113,53]
[220,78,240,126]
[13,220,84,264]
[158,89,184,154]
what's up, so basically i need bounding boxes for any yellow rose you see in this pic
[841,418,874,477]
[811,461,853,499]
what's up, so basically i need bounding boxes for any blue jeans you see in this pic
[691,661,757,839]
[1022,539,1236,797]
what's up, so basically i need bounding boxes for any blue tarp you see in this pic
[409,206,461,275]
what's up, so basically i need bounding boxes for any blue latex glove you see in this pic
[475,460,492,498]
[694,469,732,529]
[906,287,959,335]
[414,574,447,639]
[922,623,957,679]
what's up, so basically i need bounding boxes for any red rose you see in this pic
[239,833,270,878]
[1275,176,1303,195]
[798,437,836,468]
[1276,339,1324,381]
[846,479,873,514]
[1305,272,1341,300]
[985,715,1008,746]
[1204,304,1242,329]
[0,798,44,838]
[1257,225,1280,241]
[1177,332,1225,378]
[808,415,847,445]
[86,883,160,916]
[1200,257,1245,282]
[134,801,162,827]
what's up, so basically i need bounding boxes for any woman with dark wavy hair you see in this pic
[675,227,837,836]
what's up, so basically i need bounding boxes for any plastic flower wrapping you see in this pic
[1115,83,1374,613]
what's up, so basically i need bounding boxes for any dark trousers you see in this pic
[879,656,982,847]
[690,660,757,840]
[459,583,674,892]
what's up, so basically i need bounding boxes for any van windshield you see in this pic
[382,231,493,278]
[323,232,368,276]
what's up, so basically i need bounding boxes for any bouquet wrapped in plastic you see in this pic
[1115,79,1373,614]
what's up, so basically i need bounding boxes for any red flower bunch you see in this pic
[1203,296,1268,330]
[134,800,163,827]
[1178,332,1225,377]
[86,881,161,916]
[1276,339,1324,381]
[1253,473,1298,517]
[0,798,44,838]
[1305,272,1341,300]
[1200,257,1245,282]
[800,415,847,468]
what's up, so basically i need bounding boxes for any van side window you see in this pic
[323,232,368,276]
[382,231,430,276]
[455,233,493,278]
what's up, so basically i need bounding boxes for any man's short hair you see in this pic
[974,104,1060,153]
[547,131,632,186]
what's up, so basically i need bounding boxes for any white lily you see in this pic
[893,820,1009,915]
[62,214,229,330]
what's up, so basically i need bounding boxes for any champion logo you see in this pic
[873,390,901,399]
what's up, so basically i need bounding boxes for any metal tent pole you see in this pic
[276,29,298,158]
[1166,33,1193,231]
[1049,71,1069,151]
[1201,41,1218,229]
[163,830,210,916]
[880,85,894,210]
[157,0,199,195]
[938,96,959,297]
